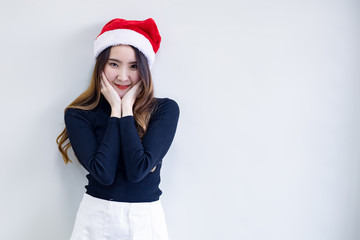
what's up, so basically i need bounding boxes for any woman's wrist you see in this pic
[111,105,121,118]
[122,105,133,117]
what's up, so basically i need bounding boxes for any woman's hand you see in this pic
[100,72,121,117]
[121,81,142,117]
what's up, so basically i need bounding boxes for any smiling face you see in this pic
[103,45,141,98]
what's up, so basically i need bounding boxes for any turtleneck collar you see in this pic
[96,95,111,115]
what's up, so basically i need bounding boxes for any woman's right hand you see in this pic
[100,72,121,117]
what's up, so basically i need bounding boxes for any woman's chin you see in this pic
[114,88,126,99]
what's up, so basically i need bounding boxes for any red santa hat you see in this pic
[94,18,161,69]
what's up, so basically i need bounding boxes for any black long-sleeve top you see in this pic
[64,96,180,202]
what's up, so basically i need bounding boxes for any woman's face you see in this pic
[103,45,141,98]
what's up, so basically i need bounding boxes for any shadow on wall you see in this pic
[57,23,104,97]
[30,23,106,239]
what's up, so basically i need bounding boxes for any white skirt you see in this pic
[70,193,169,240]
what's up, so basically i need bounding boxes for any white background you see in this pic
[0,0,359,239]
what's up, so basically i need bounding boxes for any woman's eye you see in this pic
[109,62,118,67]
[130,64,138,70]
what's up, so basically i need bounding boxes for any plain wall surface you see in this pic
[1,0,359,239]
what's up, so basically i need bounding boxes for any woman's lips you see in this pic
[115,84,130,90]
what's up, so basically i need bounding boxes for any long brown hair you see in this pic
[56,46,156,164]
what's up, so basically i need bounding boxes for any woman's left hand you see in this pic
[121,81,142,116]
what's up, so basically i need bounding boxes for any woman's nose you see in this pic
[117,68,129,81]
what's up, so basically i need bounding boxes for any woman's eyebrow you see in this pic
[108,58,137,64]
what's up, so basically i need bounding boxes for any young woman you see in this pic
[57,18,179,240]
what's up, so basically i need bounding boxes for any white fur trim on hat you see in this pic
[94,29,155,69]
